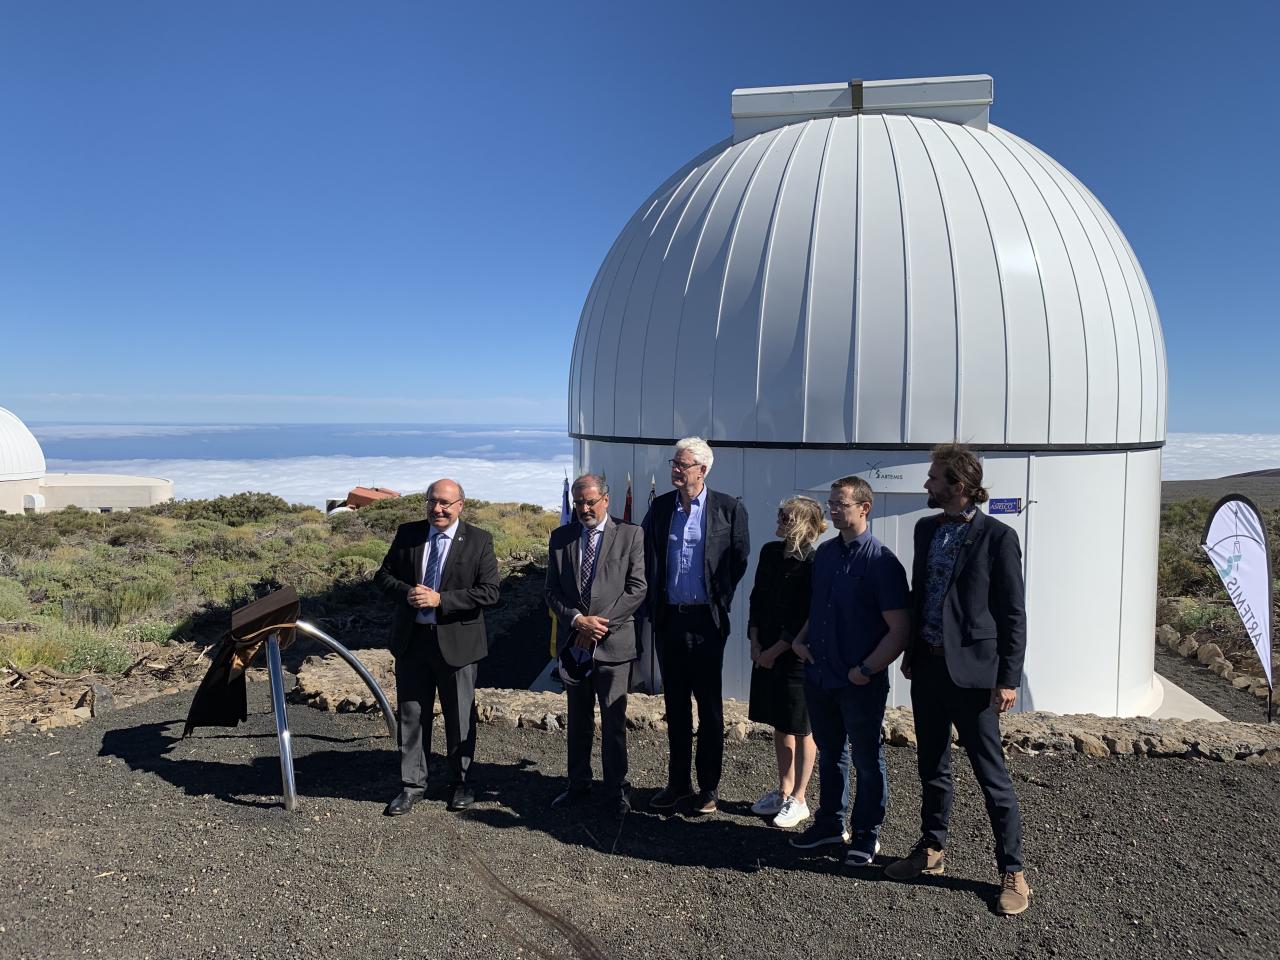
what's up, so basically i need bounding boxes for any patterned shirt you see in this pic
[666,486,709,604]
[921,508,977,646]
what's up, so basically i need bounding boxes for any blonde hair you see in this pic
[779,495,826,559]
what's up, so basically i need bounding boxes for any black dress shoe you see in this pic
[448,783,476,811]
[551,786,592,809]
[649,784,692,811]
[384,789,422,817]
[612,791,632,820]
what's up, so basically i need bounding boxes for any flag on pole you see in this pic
[1201,494,1274,718]
[550,474,572,657]
[623,473,633,523]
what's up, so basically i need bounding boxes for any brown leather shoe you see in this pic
[882,839,945,880]
[995,871,1032,916]
[690,789,718,815]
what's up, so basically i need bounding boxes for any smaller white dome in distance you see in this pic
[0,407,47,482]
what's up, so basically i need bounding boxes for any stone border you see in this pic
[293,651,1280,764]
[1155,621,1273,700]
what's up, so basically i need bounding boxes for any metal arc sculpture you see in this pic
[183,587,396,811]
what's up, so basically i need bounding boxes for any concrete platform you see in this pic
[1149,673,1228,722]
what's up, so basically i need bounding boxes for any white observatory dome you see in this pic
[570,78,1166,449]
[568,76,1170,717]
[0,407,46,482]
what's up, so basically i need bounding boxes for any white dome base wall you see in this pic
[577,440,1161,717]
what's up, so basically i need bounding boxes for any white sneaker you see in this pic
[772,796,811,829]
[750,788,785,817]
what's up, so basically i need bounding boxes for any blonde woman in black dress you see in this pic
[747,496,827,828]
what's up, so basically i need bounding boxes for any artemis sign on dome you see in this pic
[1201,495,1274,700]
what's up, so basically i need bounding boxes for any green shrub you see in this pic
[1173,601,1219,635]
[0,577,31,620]
[334,538,390,563]
[105,519,161,547]
[121,619,177,645]
[330,555,379,584]
[141,492,308,527]
[55,623,135,674]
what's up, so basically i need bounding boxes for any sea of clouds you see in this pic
[44,455,574,510]
[40,432,1280,512]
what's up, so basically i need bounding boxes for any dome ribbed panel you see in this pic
[0,408,45,482]
[571,117,1166,447]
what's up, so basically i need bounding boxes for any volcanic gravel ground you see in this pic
[2,686,1277,960]
[1155,646,1271,723]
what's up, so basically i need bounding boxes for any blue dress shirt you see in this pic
[666,487,709,604]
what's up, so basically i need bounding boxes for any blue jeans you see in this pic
[804,675,890,836]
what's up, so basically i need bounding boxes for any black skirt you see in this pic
[748,648,810,736]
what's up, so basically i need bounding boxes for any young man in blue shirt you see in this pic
[791,476,910,866]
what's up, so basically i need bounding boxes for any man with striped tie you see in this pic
[544,474,647,818]
[377,478,500,816]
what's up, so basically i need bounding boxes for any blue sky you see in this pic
[1,1,1276,431]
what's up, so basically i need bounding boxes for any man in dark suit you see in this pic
[544,474,647,818]
[376,478,500,816]
[641,437,749,814]
[883,444,1031,916]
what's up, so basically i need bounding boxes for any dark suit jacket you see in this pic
[375,519,500,667]
[544,517,647,664]
[909,510,1027,690]
[641,487,750,635]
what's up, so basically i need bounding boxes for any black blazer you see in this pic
[375,519,500,667]
[641,487,750,634]
[544,517,647,663]
[909,510,1027,690]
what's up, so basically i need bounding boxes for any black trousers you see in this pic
[565,659,632,796]
[910,653,1023,872]
[395,623,478,790]
[656,605,724,793]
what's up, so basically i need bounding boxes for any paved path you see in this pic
[2,685,1277,960]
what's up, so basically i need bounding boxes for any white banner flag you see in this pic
[1201,495,1273,688]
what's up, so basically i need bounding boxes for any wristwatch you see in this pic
[855,662,874,679]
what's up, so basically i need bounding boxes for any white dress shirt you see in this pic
[416,519,459,625]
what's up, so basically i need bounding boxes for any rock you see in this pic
[1251,681,1272,698]
[1141,735,1191,758]
[726,721,749,742]
[72,706,92,720]
[1176,638,1199,658]
[1155,624,1179,648]
[886,721,917,748]
[1209,659,1233,678]
[1196,643,1224,665]
[1072,733,1110,758]
[1232,676,1255,690]
[1103,735,1137,755]
[75,684,116,717]
[540,712,562,732]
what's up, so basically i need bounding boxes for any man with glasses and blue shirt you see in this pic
[791,475,909,866]
[377,478,500,817]
[642,437,749,815]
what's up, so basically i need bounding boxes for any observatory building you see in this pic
[0,407,173,514]
[568,76,1167,717]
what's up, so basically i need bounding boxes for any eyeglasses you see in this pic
[668,459,703,472]
[572,496,606,508]
[425,496,463,509]
[826,500,869,511]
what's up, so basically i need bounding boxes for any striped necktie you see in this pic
[424,533,445,590]
[579,529,598,599]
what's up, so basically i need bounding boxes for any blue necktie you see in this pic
[424,534,444,590]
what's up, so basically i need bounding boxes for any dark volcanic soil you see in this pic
[2,686,1278,960]
[1155,645,1272,723]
